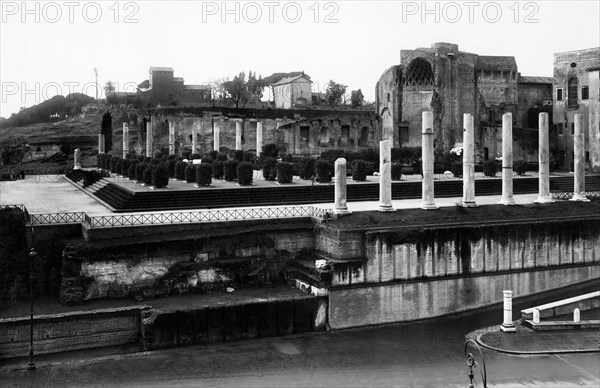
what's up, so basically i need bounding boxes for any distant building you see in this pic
[265,72,312,109]
[376,42,552,163]
[552,47,600,171]
[138,67,211,108]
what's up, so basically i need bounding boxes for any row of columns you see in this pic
[333,111,591,214]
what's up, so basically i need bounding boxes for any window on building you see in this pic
[399,126,409,144]
[358,127,369,147]
[557,123,564,135]
[581,86,589,100]
[387,93,390,102]
[568,78,578,107]
[300,126,310,146]
[556,88,563,101]
[586,151,590,162]
[571,122,575,135]
[341,125,350,141]
[484,148,489,161]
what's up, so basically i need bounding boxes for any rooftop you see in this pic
[477,55,518,71]
[518,75,553,84]
[149,67,174,73]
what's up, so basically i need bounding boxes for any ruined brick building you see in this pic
[376,42,553,163]
[137,67,211,108]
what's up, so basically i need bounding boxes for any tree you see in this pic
[101,111,113,151]
[325,80,347,106]
[104,81,117,105]
[350,89,364,107]
[222,71,265,108]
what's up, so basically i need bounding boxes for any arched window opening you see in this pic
[405,58,434,88]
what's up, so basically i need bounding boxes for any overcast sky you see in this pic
[1,0,599,117]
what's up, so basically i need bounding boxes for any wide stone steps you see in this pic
[89,175,600,212]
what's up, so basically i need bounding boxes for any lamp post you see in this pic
[27,247,36,371]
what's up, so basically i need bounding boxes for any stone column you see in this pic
[461,113,476,207]
[122,123,129,159]
[98,134,105,154]
[421,111,438,209]
[535,113,553,203]
[499,113,515,205]
[256,121,263,157]
[379,139,394,212]
[573,308,581,323]
[589,71,600,173]
[192,121,198,155]
[145,121,153,158]
[168,121,175,155]
[334,158,350,215]
[500,290,516,332]
[213,120,220,152]
[73,148,81,170]
[235,120,242,150]
[571,113,590,202]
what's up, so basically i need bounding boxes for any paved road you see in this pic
[2,308,598,387]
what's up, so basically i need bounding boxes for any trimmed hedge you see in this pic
[314,159,333,183]
[212,161,225,179]
[152,163,169,188]
[243,152,256,163]
[237,162,254,185]
[263,157,277,181]
[127,161,137,180]
[143,164,154,185]
[296,157,315,180]
[201,156,213,164]
[514,160,527,176]
[483,160,498,177]
[191,153,202,160]
[391,163,403,180]
[185,164,197,183]
[277,162,294,184]
[224,160,239,181]
[216,152,228,161]
[135,162,148,182]
[167,159,176,178]
[233,150,244,162]
[196,163,213,186]
[351,159,367,181]
[452,162,463,178]
[175,161,187,180]
[120,159,130,176]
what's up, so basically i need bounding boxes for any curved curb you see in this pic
[476,333,600,355]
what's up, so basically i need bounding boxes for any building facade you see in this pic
[552,48,600,171]
[138,67,211,108]
[271,75,313,109]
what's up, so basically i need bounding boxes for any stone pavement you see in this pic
[476,322,600,354]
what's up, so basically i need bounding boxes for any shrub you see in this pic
[191,153,202,160]
[483,160,498,177]
[127,161,137,180]
[209,150,218,160]
[152,163,169,188]
[224,160,239,181]
[296,157,315,180]
[233,150,244,162]
[212,161,225,179]
[182,151,191,160]
[143,164,154,185]
[167,159,176,178]
[185,164,196,183]
[352,159,368,181]
[217,152,228,161]
[143,157,152,164]
[263,157,277,180]
[514,160,528,176]
[314,159,333,183]
[391,163,403,180]
[237,162,254,185]
[121,159,130,176]
[113,159,122,175]
[452,162,463,178]
[243,152,255,163]
[277,162,294,184]
[175,161,187,180]
[150,158,160,165]
[201,156,213,164]
[135,162,147,182]
[168,154,178,160]
[196,163,213,186]
[96,153,104,168]
[82,170,101,187]
[261,143,279,160]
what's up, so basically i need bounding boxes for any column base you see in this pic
[378,205,395,212]
[73,166,82,170]
[333,208,351,216]
[534,196,554,204]
[570,194,590,202]
[498,198,516,205]
[420,203,439,210]
[500,324,516,333]
[460,200,477,208]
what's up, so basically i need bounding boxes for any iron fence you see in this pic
[29,212,87,225]
[86,206,333,228]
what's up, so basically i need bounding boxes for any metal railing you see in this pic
[29,212,87,225]
[86,206,332,228]
[464,339,487,388]
[551,191,600,200]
